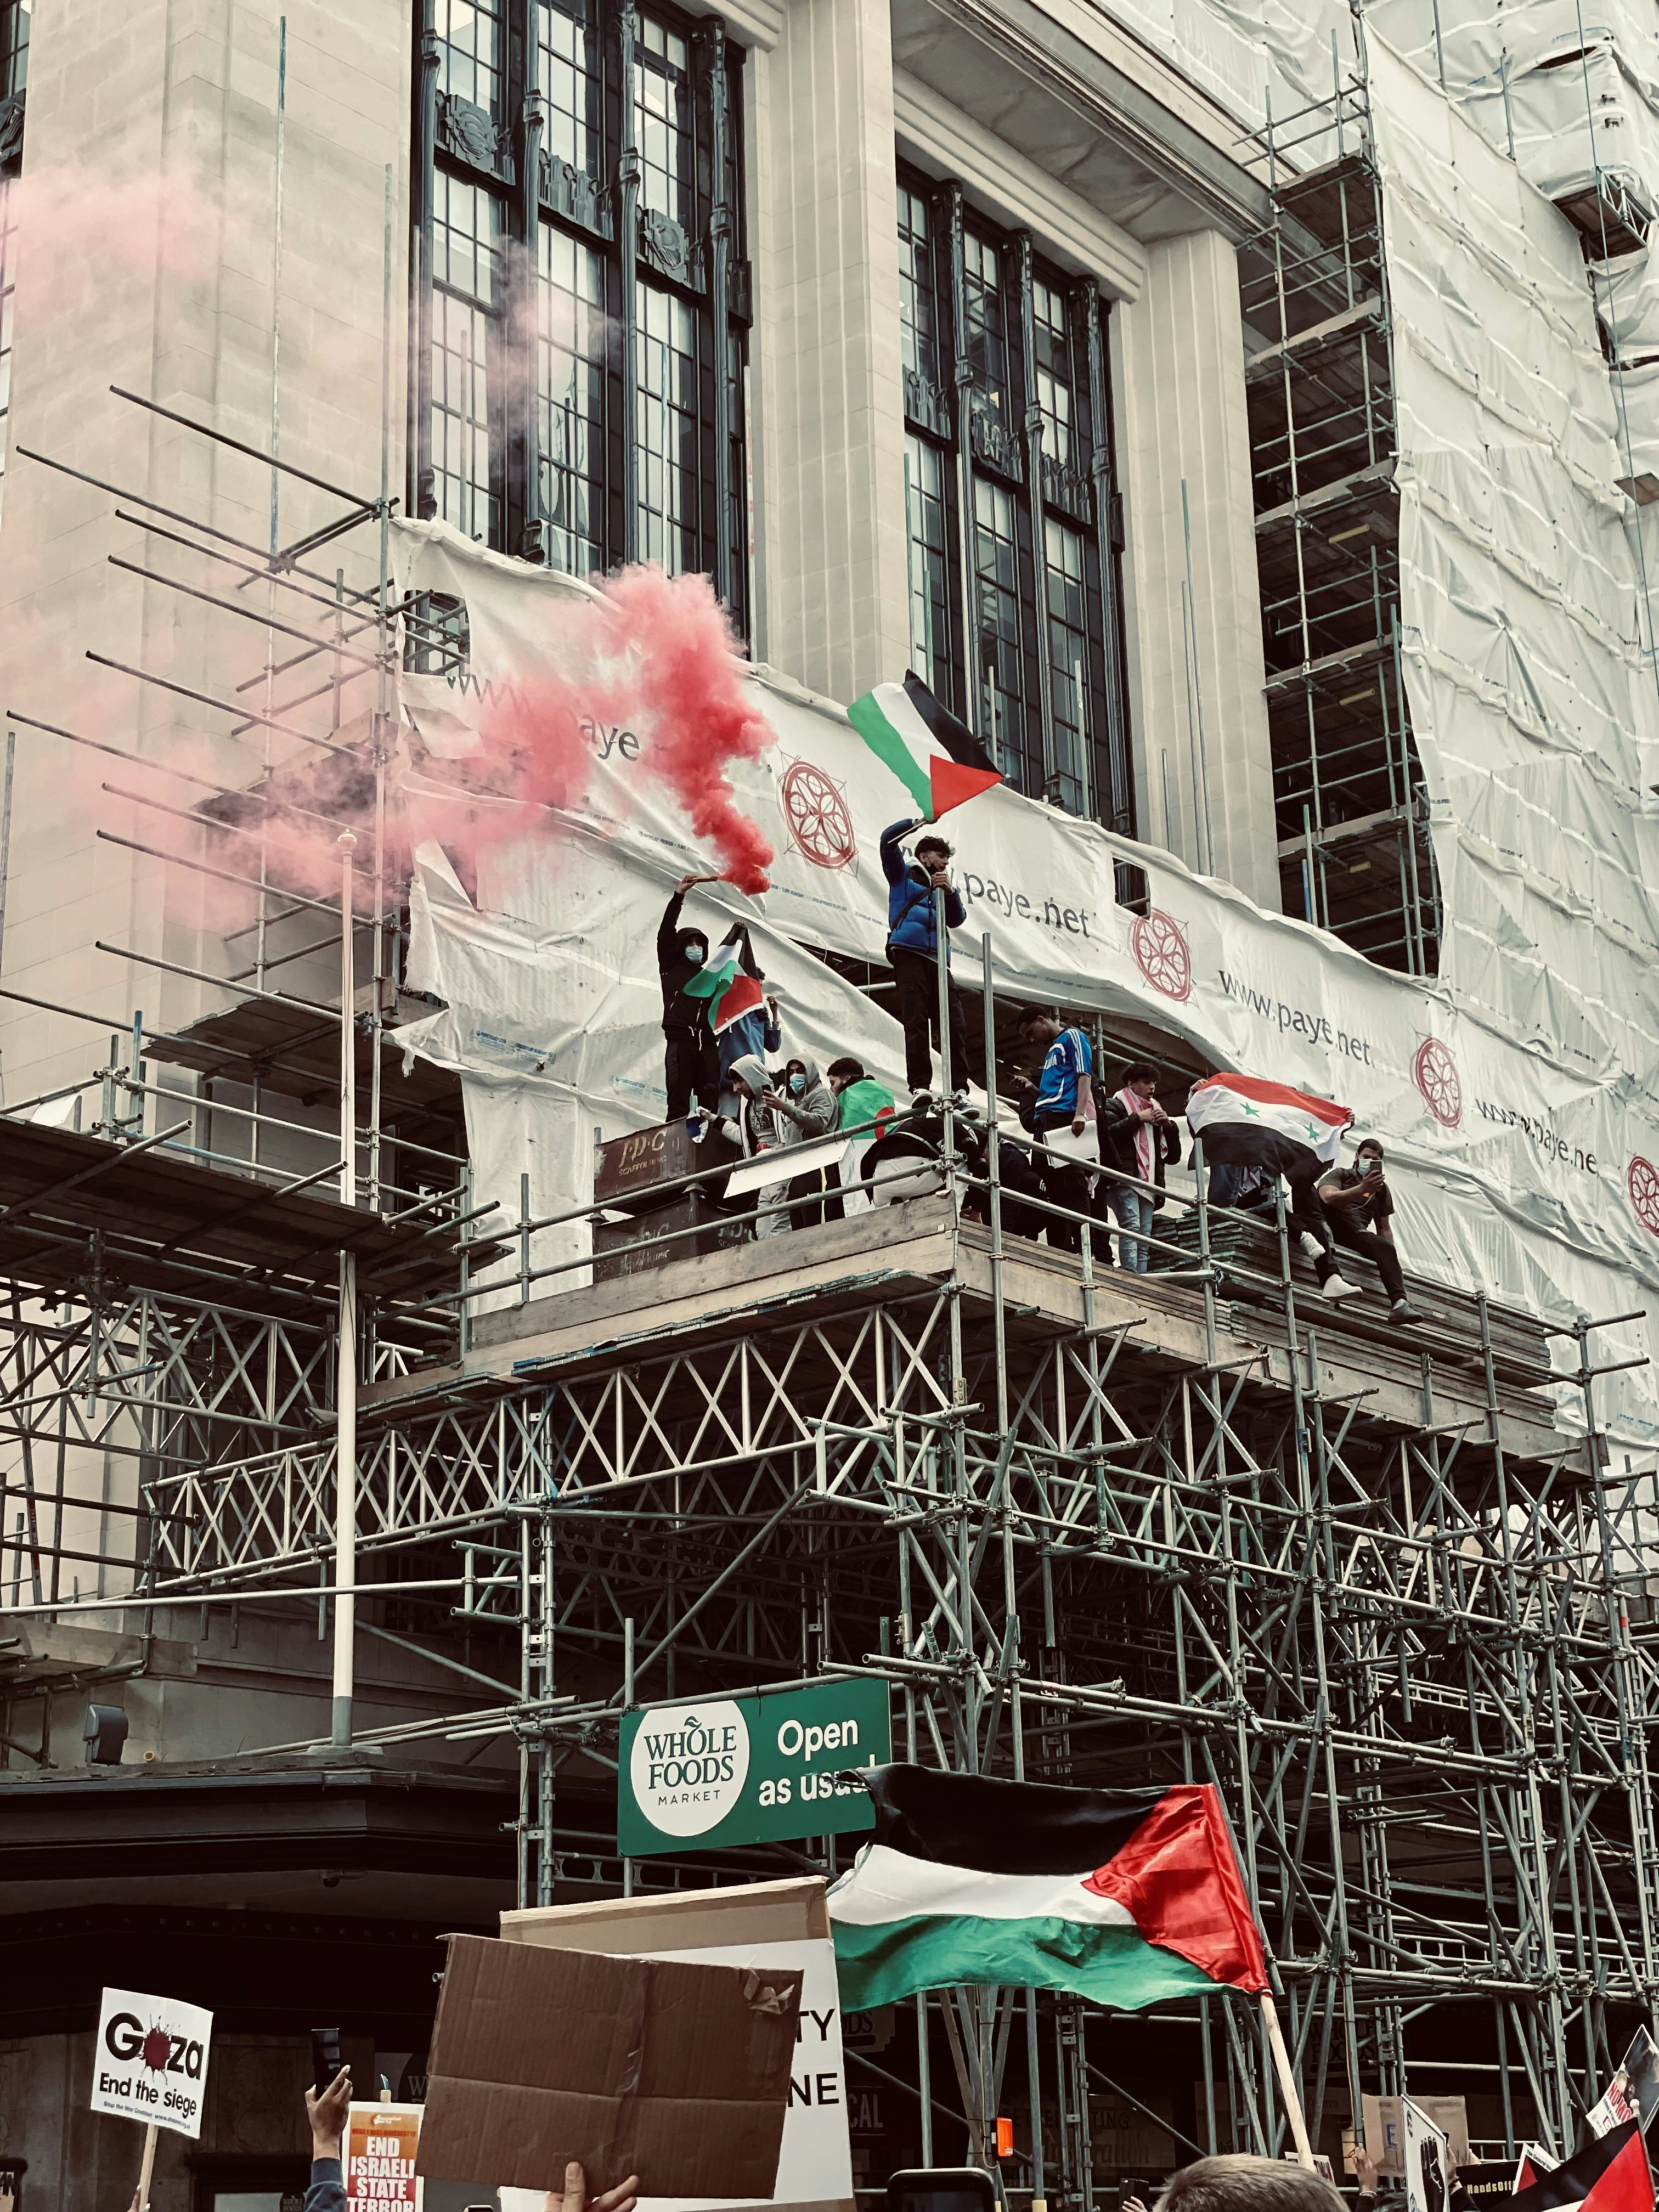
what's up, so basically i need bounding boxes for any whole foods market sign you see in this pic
[618,1679,891,1856]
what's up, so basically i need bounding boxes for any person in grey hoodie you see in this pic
[766,1054,837,1229]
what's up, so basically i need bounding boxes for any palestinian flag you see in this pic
[1186,1074,1353,1165]
[827,1765,1268,2011]
[847,673,1002,821]
[682,923,764,1035]
[1514,2123,1652,2212]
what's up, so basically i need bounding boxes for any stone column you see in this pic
[748,0,911,702]
[1114,228,1279,911]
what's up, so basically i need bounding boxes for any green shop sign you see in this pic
[618,1678,893,1857]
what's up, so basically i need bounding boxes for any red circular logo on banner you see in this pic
[781,759,857,871]
[1131,909,1193,1001]
[1413,1038,1463,1129]
[1629,1156,1659,1240]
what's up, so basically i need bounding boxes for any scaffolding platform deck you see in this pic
[359,1195,1561,1459]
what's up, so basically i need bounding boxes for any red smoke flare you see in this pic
[596,567,775,893]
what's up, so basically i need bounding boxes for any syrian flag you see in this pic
[827,1764,1268,2011]
[1186,1074,1353,1165]
[1513,2123,1653,2212]
[847,673,1002,821]
[682,923,764,1035]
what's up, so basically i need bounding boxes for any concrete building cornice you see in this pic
[680,0,784,49]
[893,66,1147,300]
[893,0,1273,245]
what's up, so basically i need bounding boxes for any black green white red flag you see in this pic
[681,922,765,1035]
[847,674,1003,821]
[827,1764,1269,2011]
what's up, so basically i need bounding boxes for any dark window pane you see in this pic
[435,0,504,119]
[635,13,693,233]
[0,1,28,98]
[1044,517,1090,814]
[538,0,601,178]
[905,433,950,695]
[963,230,1009,411]
[636,279,697,573]
[973,475,1024,782]
[537,223,606,575]
[430,173,501,546]
[898,183,938,389]
[1032,275,1075,469]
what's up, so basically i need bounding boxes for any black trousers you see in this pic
[1031,1109,1099,1256]
[890,947,973,1094]
[1330,1214,1406,1303]
[664,1028,720,1120]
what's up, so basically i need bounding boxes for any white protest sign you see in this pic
[1403,2100,1452,2212]
[92,1987,213,2140]
[346,2102,424,2207]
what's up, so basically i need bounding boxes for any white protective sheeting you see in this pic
[1364,33,1659,1118]
[388,523,1659,1446]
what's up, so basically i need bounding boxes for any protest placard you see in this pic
[91,1987,213,2141]
[347,2102,424,2208]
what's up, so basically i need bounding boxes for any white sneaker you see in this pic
[1321,1274,1360,1301]
[1298,1231,1326,1261]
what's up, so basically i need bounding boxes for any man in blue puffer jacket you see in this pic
[880,819,974,1102]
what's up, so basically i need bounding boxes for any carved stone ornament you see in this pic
[1041,452,1093,526]
[969,399,1024,484]
[437,90,514,185]
[639,206,691,283]
[0,91,23,171]
[903,369,951,443]
[540,150,609,238]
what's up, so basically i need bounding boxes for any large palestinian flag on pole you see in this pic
[681,923,764,1035]
[827,1765,1268,2011]
[1513,2122,1654,2212]
[1185,1074,1353,1166]
[847,673,1003,821]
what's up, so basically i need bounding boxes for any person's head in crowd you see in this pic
[1356,1137,1385,1170]
[783,1057,811,1098]
[1122,1061,1159,1101]
[729,1054,769,1099]
[1018,1007,1062,1049]
[1156,2155,1346,2212]
[915,833,952,877]
[826,1057,866,1095]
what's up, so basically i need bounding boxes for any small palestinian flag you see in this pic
[827,1764,1268,2011]
[1514,2122,1653,2212]
[682,923,764,1035]
[1186,1073,1353,1165]
[847,673,1002,821]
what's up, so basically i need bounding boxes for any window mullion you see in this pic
[520,0,546,561]
[1013,228,1057,804]
[695,16,735,608]
[1080,280,1133,834]
[616,0,642,566]
[414,13,443,520]
[940,183,978,743]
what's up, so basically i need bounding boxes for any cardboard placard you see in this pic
[501,1877,854,2212]
[91,1986,214,2141]
[347,2102,423,2207]
[1359,2095,1470,2177]
[415,1933,802,2201]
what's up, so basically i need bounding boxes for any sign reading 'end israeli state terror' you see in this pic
[619,1679,892,1856]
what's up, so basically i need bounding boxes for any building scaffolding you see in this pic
[1,385,1656,2193]
[1238,66,1442,978]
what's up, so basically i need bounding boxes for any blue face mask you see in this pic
[789,1072,806,1096]
[686,945,706,966]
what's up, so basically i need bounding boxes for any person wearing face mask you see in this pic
[719,1052,792,1237]
[658,872,723,1124]
[765,1056,837,1228]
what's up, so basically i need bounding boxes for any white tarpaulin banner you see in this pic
[387,522,1658,1447]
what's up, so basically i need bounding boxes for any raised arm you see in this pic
[880,820,919,887]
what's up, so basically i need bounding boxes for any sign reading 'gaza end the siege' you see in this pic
[91,1985,214,2140]
[618,1679,892,1856]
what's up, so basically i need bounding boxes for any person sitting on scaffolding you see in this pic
[1185,1071,1362,1304]
[1319,1136,1422,1324]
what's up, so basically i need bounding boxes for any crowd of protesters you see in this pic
[656,843,1420,1313]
